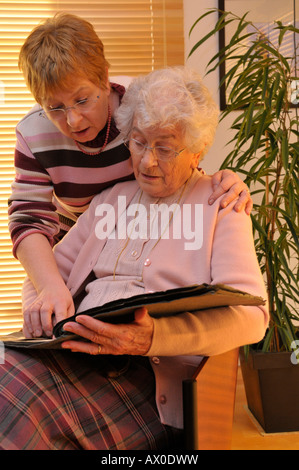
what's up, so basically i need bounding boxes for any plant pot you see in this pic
[240,348,299,433]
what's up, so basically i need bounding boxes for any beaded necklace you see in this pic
[75,105,112,155]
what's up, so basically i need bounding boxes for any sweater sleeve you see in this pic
[8,129,60,257]
[146,201,269,357]
[52,195,100,284]
[21,194,99,308]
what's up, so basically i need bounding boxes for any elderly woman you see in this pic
[0,67,268,451]
[8,13,252,339]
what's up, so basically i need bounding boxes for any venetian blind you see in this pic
[0,0,184,335]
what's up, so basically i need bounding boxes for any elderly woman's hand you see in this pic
[209,169,252,215]
[61,307,154,356]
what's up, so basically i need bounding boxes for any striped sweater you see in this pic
[8,81,134,257]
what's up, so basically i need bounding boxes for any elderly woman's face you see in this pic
[41,75,110,142]
[129,123,200,197]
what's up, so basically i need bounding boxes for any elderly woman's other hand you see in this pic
[61,307,154,356]
[209,169,252,215]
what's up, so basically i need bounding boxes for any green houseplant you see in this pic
[189,8,299,432]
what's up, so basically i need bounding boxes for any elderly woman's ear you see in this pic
[191,151,202,169]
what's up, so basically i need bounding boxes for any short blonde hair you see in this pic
[115,67,219,158]
[18,13,110,103]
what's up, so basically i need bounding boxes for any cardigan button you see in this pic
[152,356,160,365]
[144,258,151,266]
[159,395,167,405]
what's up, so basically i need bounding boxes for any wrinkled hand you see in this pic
[23,283,75,338]
[209,169,252,215]
[61,307,154,356]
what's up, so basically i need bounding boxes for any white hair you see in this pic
[115,67,219,158]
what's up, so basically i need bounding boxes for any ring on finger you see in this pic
[97,344,102,354]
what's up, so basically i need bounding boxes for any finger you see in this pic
[74,315,122,341]
[62,339,102,355]
[220,183,250,207]
[134,307,150,324]
[210,170,223,190]
[208,183,227,205]
[245,197,253,215]
[23,307,34,338]
[22,321,33,339]
[211,169,235,191]
[231,189,252,213]
[75,309,153,339]
[29,303,44,337]
[40,315,54,337]
[52,301,75,328]
[75,312,152,347]
[62,318,104,345]
[39,301,67,337]
[209,176,241,206]
[209,180,240,206]
[62,318,109,355]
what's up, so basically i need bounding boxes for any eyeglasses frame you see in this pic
[124,137,186,162]
[39,94,100,119]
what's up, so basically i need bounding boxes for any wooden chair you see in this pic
[183,348,239,450]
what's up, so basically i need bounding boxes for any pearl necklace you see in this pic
[75,105,112,155]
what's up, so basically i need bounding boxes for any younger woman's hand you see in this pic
[22,283,75,338]
[209,169,252,215]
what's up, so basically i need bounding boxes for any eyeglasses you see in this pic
[39,95,100,120]
[125,138,186,162]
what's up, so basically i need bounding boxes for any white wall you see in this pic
[183,0,236,175]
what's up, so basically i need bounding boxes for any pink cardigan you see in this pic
[23,173,268,428]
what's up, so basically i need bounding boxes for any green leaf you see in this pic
[188,30,218,59]
[261,66,269,100]
[228,14,250,46]
[188,11,234,59]
[261,327,275,352]
[252,110,267,151]
[275,87,286,117]
[284,216,299,250]
[278,26,289,45]
[277,250,297,284]
[189,9,216,37]
[251,214,268,237]
[281,134,289,171]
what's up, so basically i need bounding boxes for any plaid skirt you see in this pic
[0,348,182,450]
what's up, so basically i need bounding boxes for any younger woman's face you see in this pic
[41,75,110,142]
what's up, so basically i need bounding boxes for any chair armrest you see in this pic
[183,348,239,450]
